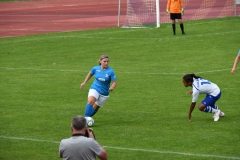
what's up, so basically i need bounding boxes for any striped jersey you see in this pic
[192,78,220,102]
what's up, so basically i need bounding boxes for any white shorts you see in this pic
[88,89,109,107]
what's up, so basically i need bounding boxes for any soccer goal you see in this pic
[119,0,239,28]
[120,0,160,28]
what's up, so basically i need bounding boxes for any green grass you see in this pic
[1,17,240,160]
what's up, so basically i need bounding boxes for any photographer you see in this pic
[59,116,108,160]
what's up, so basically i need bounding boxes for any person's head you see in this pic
[182,73,201,87]
[98,54,109,69]
[71,116,86,132]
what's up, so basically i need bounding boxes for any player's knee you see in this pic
[198,105,205,111]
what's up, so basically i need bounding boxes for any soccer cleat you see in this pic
[220,112,225,117]
[213,111,225,118]
[214,110,221,121]
[182,32,186,35]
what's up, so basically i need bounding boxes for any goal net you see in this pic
[121,0,239,28]
[122,0,160,28]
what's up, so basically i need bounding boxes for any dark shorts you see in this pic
[170,13,182,20]
[201,92,221,107]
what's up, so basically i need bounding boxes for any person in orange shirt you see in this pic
[166,0,186,35]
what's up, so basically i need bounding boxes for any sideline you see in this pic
[1,135,240,159]
[0,29,239,41]
[0,66,235,75]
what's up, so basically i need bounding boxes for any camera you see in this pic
[84,128,95,139]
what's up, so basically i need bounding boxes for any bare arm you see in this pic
[80,72,92,90]
[188,102,196,121]
[109,81,117,91]
[97,146,108,160]
[231,54,240,74]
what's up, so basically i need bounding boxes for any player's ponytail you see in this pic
[183,73,202,83]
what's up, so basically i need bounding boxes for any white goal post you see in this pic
[118,0,160,28]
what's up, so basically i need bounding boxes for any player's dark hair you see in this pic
[71,116,86,130]
[183,73,202,83]
[98,54,109,65]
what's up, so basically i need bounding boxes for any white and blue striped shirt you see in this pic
[192,78,220,102]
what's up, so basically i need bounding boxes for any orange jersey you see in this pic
[166,0,182,13]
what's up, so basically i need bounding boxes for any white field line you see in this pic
[0,67,235,75]
[105,146,240,160]
[0,135,239,159]
[166,18,240,27]
[0,27,239,41]
[72,30,240,40]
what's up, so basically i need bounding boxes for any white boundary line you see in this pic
[0,135,239,159]
[0,27,239,41]
[0,67,235,75]
[104,146,240,159]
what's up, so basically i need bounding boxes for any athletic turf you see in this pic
[0,17,240,160]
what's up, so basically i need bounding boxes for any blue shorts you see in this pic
[201,92,221,107]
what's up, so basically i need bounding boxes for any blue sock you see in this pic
[84,104,95,117]
[91,109,99,117]
[212,104,219,110]
[204,106,217,113]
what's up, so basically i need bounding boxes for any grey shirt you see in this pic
[59,135,102,160]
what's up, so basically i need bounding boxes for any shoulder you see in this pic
[193,78,199,82]
[107,66,115,72]
[81,137,99,147]
[91,66,101,72]
[60,137,71,145]
[92,66,101,69]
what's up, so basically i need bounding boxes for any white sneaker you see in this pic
[213,111,225,118]
[220,112,225,117]
[214,110,221,122]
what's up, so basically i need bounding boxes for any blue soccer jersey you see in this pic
[90,66,116,96]
[238,49,240,54]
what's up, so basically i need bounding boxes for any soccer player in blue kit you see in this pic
[80,54,117,117]
[182,74,224,122]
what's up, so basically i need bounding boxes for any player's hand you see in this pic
[80,83,85,90]
[87,128,95,139]
[186,90,193,95]
[181,8,184,15]
[166,9,169,15]
[231,68,236,74]
[188,114,192,121]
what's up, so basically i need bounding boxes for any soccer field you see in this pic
[0,17,240,160]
